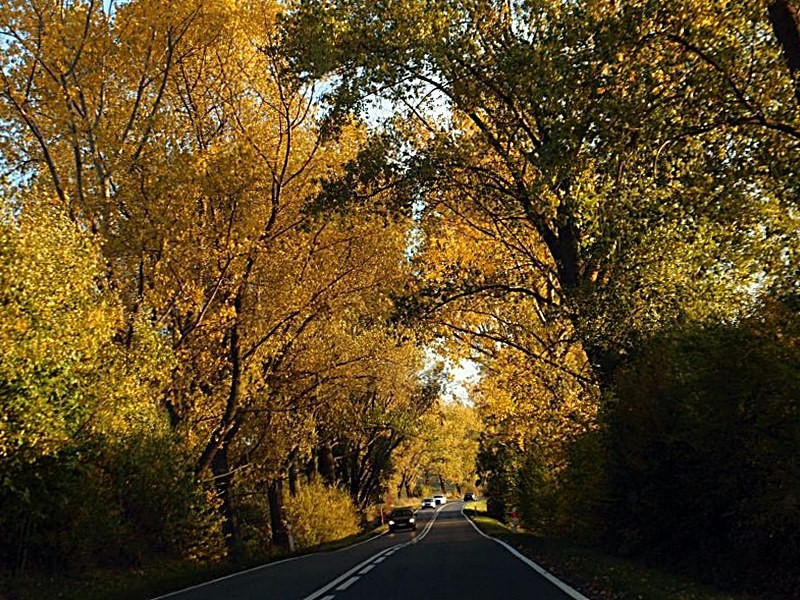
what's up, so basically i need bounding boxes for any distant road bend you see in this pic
[154,502,590,600]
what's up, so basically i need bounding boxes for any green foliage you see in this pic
[0,432,223,570]
[101,431,226,563]
[0,200,118,464]
[289,0,800,386]
[475,436,520,522]
[284,480,360,549]
[596,301,800,594]
[0,198,223,573]
[306,132,414,219]
[293,1,800,593]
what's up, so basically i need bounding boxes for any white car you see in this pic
[421,497,436,509]
[433,494,447,505]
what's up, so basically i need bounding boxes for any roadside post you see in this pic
[286,521,295,553]
[511,506,518,533]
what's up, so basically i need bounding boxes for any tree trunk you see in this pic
[397,472,408,498]
[583,343,623,390]
[268,477,290,550]
[317,442,336,485]
[211,445,241,559]
[348,443,362,501]
[196,323,243,476]
[769,0,800,104]
[288,456,298,497]
[196,259,252,477]
[438,474,446,495]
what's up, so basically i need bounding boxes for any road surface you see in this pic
[154,502,589,600]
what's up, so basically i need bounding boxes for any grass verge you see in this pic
[463,507,760,600]
[1,526,387,600]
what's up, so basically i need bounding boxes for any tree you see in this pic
[599,298,800,595]
[422,401,481,492]
[289,0,800,387]
[769,0,800,103]
[1,0,427,560]
[288,4,800,559]
[0,198,123,472]
[0,196,217,572]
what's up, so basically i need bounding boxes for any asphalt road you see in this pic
[155,502,589,600]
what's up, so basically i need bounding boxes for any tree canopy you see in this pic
[1,0,799,597]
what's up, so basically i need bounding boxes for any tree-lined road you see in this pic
[156,502,587,600]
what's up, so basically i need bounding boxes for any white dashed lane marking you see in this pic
[335,577,360,591]
[304,505,447,600]
[358,565,375,575]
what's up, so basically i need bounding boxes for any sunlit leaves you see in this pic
[1,196,179,450]
[0,0,431,564]
[0,199,118,461]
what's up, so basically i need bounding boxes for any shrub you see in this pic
[598,301,800,595]
[0,201,225,573]
[284,480,360,549]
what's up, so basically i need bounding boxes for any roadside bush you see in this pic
[0,444,120,570]
[0,433,224,571]
[598,299,800,595]
[478,297,800,596]
[284,480,360,549]
[233,485,273,559]
[0,201,224,574]
[103,431,226,563]
[476,438,519,522]
[516,446,564,534]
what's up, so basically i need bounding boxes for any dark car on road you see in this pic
[388,507,417,532]
[463,491,476,502]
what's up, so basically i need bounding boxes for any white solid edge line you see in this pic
[156,507,441,600]
[150,553,309,599]
[332,529,388,552]
[460,506,592,600]
[301,544,398,600]
[150,530,388,599]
